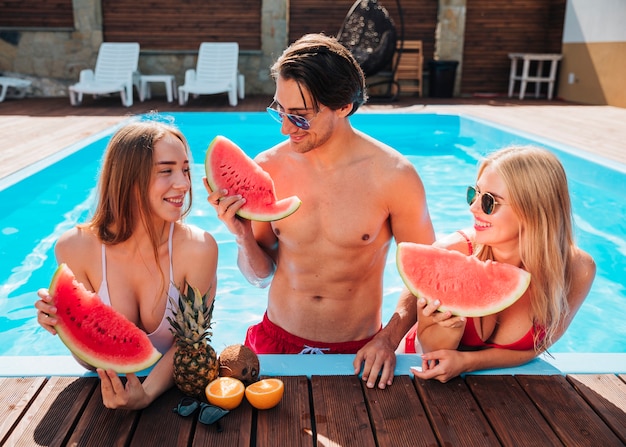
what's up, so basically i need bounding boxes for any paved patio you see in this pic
[1,95,625,181]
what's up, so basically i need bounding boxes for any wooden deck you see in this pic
[2,373,625,446]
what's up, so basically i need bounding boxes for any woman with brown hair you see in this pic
[35,120,218,408]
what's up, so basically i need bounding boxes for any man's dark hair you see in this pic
[271,33,368,115]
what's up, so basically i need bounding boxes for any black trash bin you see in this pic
[428,60,459,98]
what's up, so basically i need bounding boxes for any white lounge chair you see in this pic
[179,42,242,106]
[0,76,31,102]
[69,42,140,107]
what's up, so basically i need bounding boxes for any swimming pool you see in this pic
[1,112,625,363]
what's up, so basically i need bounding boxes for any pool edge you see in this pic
[3,353,624,378]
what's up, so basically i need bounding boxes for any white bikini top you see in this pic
[98,222,177,354]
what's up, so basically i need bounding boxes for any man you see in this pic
[206,33,434,388]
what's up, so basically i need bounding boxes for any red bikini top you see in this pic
[460,318,540,351]
[455,229,543,351]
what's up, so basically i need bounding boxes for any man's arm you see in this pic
[205,179,277,287]
[235,223,277,288]
[354,159,436,388]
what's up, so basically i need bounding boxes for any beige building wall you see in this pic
[559,0,626,107]
[559,42,626,108]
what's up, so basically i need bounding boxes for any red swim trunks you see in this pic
[404,323,419,354]
[244,312,378,354]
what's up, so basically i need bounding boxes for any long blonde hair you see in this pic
[474,146,574,351]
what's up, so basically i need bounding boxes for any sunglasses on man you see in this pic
[266,101,323,130]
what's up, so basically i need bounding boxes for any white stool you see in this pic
[139,74,177,102]
[508,53,563,100]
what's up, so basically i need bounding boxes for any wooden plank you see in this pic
[192,401,253,447]
[102,0,262,51]
[255,376,312,447]
[0,0,73,28]
[414,376,500,446]
[567,374,626,445]
[3,376,97,447]
[462,0,566,95]
[311,375,376,447]
[363,375,438,446]
[129,387,194,447]
[518,375,624,446]
[289,0,438,63]
[467,375,563,446]
[394,40,423,96]
[0,377,47,444]
[0,115,125,180]
[67,381,140,447]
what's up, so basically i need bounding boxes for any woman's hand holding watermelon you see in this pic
[35,288,58,335]
[416,297,466,353]
[36,287,100,372]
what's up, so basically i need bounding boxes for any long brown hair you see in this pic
[85,120,192,283]
[474,146,575,351]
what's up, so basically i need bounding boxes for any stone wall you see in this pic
[434,0,466,97]
[0,0,287,98]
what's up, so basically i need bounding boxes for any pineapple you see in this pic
[167,282,219,398]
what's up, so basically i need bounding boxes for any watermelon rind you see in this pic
[48,264,162,373]
[204,135,301,221]
[396,242,531,317]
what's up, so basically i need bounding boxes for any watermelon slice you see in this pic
[48,264,162,373]
[396,242,531,317]
[204,135,301,221]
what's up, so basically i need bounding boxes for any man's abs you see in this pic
[266,275,383,343]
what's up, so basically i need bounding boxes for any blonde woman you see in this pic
[408,146,595,382]
[35,120,218,408]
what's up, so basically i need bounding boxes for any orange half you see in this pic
[205,377,245,410]
[245,378,284,410]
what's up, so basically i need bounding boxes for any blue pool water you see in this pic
[1,112,625,357]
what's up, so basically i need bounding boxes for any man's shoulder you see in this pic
[255,141,289,165]
[357,131,412,164]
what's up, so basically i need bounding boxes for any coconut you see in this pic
[218,344,260,384]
